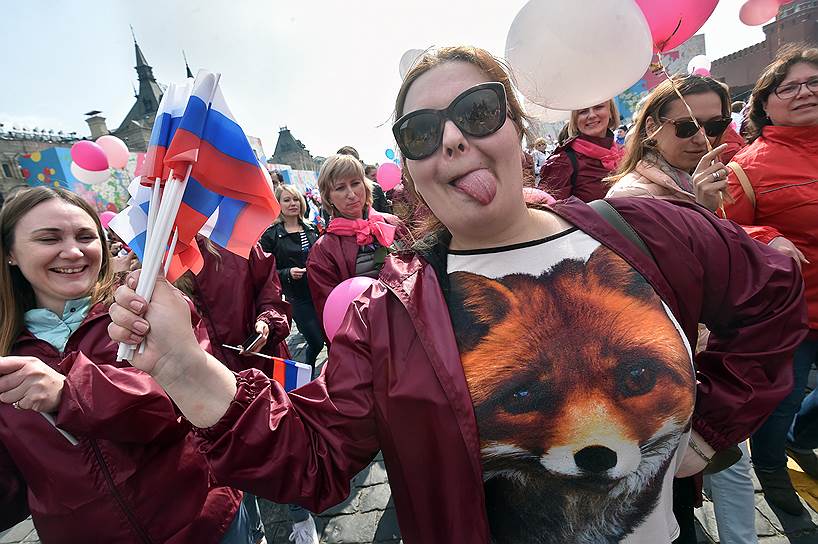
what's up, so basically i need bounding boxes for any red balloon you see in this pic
[635,0,718,53]
[739,0,780,26]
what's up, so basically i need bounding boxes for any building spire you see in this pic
[183,50,194,79]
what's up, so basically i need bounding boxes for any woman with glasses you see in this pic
[107,46,806,543]
[606,75,732,212]
[723,44,818,517]
[606,75,756,544]
[539,99,623,202]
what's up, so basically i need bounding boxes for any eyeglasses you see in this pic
[661,117,732,139]
[774,77,818,100]
[392,82,507,160]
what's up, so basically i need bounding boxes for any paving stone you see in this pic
[0,520,35,544]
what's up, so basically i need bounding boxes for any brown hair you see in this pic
[746,43,818,142]
[0,187,114,355]
[607,74,731,184]
[394,45,532,243]
[316,154,373,218]
[274,184,307,224]
[566,99,620,139]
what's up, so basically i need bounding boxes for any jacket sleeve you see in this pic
[723,164,782,244]
[194,290,381,511]
[0,441,28,531]
[249,246,292,348]
[306,237,343,337]
[540,151,574,200]
[613,198,807,451]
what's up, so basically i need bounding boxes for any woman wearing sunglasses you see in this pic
[723,44,818,517]
[539,99,623,201]
[606,75,733,212]
[107,46,806,543]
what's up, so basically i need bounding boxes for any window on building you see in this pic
[2,163,11,178]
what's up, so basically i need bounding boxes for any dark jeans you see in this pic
[291,296,325,374]
[751,338,818,471]
[791,359,818,450]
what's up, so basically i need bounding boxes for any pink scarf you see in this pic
[326,209,396,247]
[570,138,624,171]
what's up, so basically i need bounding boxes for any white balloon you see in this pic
[399,48,425,79]
[687,55,712,75]
[524,99,571,123]
[70,161,110,185]
[505,0,653,110]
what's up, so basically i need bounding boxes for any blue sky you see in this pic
[1,0,764,164]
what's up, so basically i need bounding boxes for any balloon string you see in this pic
[655,52,726,218]
[655,18,683,54]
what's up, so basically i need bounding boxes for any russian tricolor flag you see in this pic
[164,70,279,258]
[270,357,312,392]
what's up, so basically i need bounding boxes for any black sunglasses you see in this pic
[661,117,732,139]
[393,82,507,160]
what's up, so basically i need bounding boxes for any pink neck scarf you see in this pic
[326,209,396,247]
[570,138,624,171]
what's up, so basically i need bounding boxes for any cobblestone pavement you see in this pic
[4,328,818,543]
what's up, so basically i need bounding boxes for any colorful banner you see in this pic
[17,146,145,212]
[282,169,318,193]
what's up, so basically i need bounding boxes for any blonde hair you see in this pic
[0,187,114,355]
[274,185,307,224]
[317,154,373,218]
[566,100,620,139]
[607,75,731,184]
[533,137,546,147]
[394,45,532,243]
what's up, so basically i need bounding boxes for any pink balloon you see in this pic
[739,0,780,26]
[635,0,718,53]
[99,211,117,229]
[322,277,378,341]
[692,67,712,77]
[96,135,130,169]
[376,162,402,191]
[70,140,109,171]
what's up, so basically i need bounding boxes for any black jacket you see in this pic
[260,221,320,301]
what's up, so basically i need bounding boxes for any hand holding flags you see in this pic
[113,70,280,361]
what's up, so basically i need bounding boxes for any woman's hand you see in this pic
[675,431,715,478]
[692,144,729,212]
[244,321,270,354]
[769,236,809,270]
[108,271,201,384]
[0,356,66,413]
[289,267,306,280]
[111,251,138,274]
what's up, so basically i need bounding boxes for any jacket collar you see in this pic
[761,124,818,151]
[634,154,696,197]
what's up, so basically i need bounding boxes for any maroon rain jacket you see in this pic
[541,134,616,202]
[188,236,292,376]
[0,303,241,543]
[195,197,806,543]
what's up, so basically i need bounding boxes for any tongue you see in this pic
[453,170,497,205]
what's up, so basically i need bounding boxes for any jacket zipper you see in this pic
[90,441,153,544]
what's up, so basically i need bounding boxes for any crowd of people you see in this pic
[1,41,817,544]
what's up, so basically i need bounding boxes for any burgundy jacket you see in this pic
[195,198,806,543]
[541,133,616,202]
[189,236,292,376]
[0,303,242,543]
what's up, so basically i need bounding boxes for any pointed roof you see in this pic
[183,50,194,78]
[112,30,164,137]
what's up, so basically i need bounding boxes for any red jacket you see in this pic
[0,303,241,543]
[723,125,818,330]
[189,236,292,375]
[194,198,805,543]
[540,134,615,202]
[306,232,358,336]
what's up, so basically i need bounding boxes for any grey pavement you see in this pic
[4,325,818,543]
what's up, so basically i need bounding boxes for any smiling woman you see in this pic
[0,187,249,543]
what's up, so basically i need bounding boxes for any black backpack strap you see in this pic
[588,200,654,261]
[564,146,579,190]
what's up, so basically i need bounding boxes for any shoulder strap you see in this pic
[727,161,756,210]
[588,200,654,261]
[564,146,579,189]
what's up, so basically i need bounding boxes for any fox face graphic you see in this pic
[448,245,695,544]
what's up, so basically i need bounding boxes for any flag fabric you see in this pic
[270,357,312,392]
[141,82,192,182]
[163,70,279,257]
[108,178,152,259]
